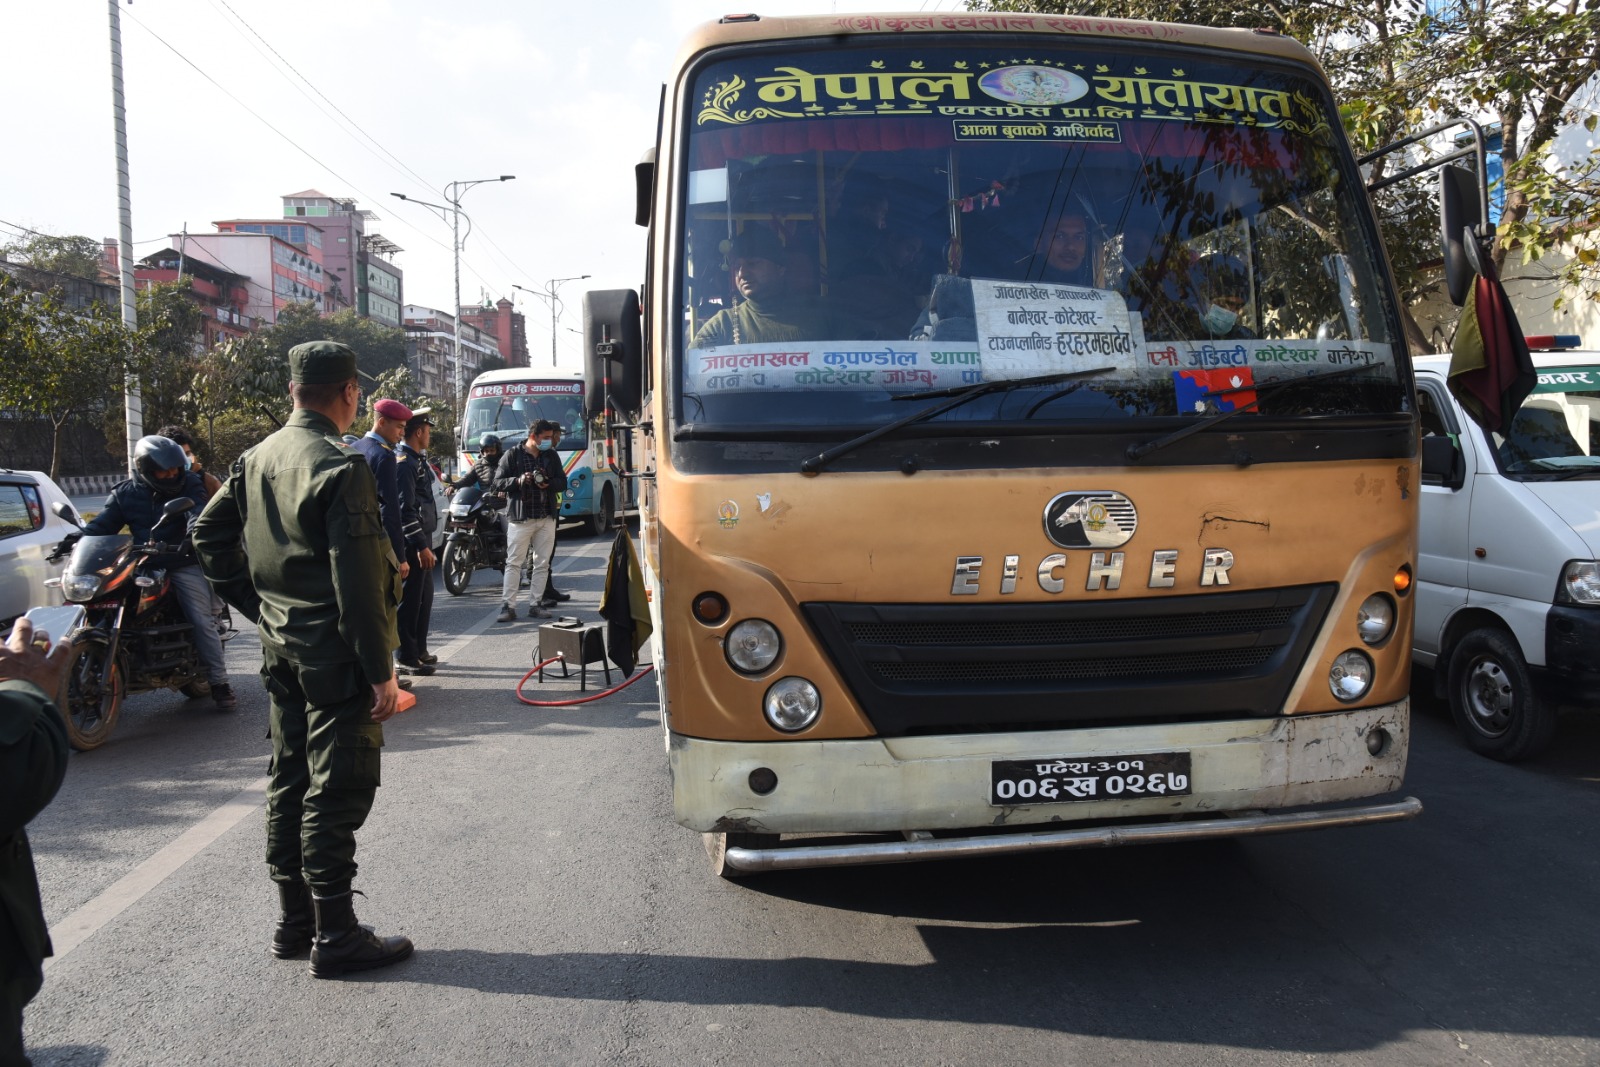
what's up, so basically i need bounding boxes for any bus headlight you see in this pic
[725,619,781,673]
[764,677,821,732]
[1558,561,1600,605]
[1356,594,1395,645]
[1329,650,1374,702]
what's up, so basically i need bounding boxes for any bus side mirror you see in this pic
[636,149,655,228]
[584,289,643,418]
[1440,164,1483,307]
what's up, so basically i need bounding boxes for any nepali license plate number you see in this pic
[990,752,1192,805]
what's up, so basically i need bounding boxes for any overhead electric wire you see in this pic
[207,0,441,196]
[122,8,508,307]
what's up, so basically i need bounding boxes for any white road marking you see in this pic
[44,537,612,967]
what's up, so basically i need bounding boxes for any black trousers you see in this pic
[398,551,434,662]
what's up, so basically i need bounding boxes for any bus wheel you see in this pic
[703,831,779,879]
[1447,627,1558,762]
[584,486,616,536]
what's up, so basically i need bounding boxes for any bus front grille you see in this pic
[801,585,1336,737]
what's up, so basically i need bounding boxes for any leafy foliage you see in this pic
[0,275,147,479]
[260,302,407,380]
[1,232,105,282]
[970,0,1600,313]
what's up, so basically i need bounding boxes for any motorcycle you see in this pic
[440,485,508,596]
[41,497,211,751]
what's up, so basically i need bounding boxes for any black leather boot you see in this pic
[271,880,315,959]
[309,891,414,978]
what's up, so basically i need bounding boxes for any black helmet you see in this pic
[134,435,189,497]
[478,432,502,454]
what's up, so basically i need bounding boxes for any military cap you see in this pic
[731,227,786,265]
[289,340,358,385]
[372,397,414,421]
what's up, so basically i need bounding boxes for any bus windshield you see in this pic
[678,39,1406,431]
[462,380,588,451]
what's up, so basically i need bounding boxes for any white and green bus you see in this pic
[458,367,627,533]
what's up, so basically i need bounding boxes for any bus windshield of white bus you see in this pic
[462,380,588,450]
[678,39,1406,430]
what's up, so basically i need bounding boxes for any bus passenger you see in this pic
[1192,254,1257,341]
[691,228,827,348]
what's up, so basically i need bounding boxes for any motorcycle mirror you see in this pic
[162,497,196,517]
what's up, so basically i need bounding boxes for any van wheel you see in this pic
[703,831,779,880]
[1447,628,1558,761]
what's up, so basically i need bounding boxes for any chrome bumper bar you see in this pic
[723,796,1423,873]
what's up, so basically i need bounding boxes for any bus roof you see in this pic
[469,367,584,388]
[675,11,1323,73]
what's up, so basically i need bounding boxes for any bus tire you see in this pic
[1446,627,1558,762]
[703,831,779,880]
[584,485,616,536]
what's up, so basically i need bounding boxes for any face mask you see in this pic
[536,439,554,452]
[1203,303,1239,335]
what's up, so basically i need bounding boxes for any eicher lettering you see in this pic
[950,548,1235,594]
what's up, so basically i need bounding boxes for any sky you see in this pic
[1,0,966,372]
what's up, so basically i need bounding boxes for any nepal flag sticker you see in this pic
[1174,367,1257,413]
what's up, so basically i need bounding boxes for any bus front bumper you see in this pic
[669,702,1417,869]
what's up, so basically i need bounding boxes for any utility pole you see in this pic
[513,275,589,368]
[108,0,140,470]
[391,175,514,400]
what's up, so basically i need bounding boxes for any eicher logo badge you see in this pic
[1044,491,1137,549]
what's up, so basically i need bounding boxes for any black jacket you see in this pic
[396,444,438,553]
[351,434,406,562]
[493,443,566,522]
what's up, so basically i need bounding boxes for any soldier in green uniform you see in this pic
[691,227,828,348]
[192,340,413,979]
[0,618,71,1067]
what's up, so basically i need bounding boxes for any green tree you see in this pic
[185,333,286,463]
[1,232,105,281]
[260,302,407,380]
[101,279,209,448]
[970,0,1600,314]
[0,275,145,479]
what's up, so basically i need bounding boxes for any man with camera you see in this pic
[493,420,566,623]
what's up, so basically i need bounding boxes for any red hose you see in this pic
[515,654,656,706]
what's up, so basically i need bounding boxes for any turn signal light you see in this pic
[693,591,728,625]
[1393,565,1413,597]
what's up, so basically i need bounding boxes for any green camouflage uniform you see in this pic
[193,366,401,897]
[0,679,69,1067]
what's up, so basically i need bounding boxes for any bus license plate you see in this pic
[990,752,1192,805]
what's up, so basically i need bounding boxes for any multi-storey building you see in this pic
[133,244,256,349]
[402,305,498,399]
[458,297,529,367]
[280,190,404,326]
[165,230,325,327]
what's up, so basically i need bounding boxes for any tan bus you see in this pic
[586,10,1423,876]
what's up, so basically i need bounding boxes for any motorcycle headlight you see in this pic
[63,574,103,601]
[450,503,471,516]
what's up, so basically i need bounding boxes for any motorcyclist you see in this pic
[55,436,236,710]
[446,432,504,495]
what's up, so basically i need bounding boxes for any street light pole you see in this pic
[513,275,590,368]
[392,174,514,401]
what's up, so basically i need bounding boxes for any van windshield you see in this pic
[676,38,1407,433]
[1493,366,1600,477]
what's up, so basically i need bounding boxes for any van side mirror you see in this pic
[1421,435,1465,490]
[583,289,643,418]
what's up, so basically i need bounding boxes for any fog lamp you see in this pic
[1328,650,1374,702]
[763,677,821,732]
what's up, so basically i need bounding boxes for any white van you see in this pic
[1413,341,1600,760]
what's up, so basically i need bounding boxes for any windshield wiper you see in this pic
[799,367,1114,473]
[1127,363,1377,462]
